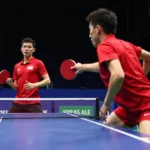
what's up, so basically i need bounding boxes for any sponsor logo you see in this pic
[27,66,33,70]
[59,106,94,116]
[0,110,8,114]
[144,113,150,116]
[0,110,48,114]
[43,110,48,113]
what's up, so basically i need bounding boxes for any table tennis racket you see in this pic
[60,59,76,80]
[0,70,10,84]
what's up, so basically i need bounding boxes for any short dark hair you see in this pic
[21,37,36,48]
[86,8,117,34]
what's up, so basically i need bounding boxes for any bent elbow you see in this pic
[48,79,51,84]
[117,72,125,81]
[112,71,125,82]
[46,77,51,84]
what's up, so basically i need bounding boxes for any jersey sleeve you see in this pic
[127,42,142,57]
[37,61,48,77]
[97,43,119,64]
[134,46,142,57]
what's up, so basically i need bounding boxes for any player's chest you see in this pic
[16,64,37,76]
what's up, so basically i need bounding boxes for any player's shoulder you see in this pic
[13,61,22,70]
[32,58,45,65]
[33,58,46,69]
[98,40,115,50]
[102,36,134,48]
[14,60,22,67]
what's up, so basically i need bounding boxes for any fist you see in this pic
[71,63,83,74]
[6,78,13,85]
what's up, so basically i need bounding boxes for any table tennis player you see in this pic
[71,8,150,135]
[6,37,51,113]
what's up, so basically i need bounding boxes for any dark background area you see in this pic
[0,0,150,89]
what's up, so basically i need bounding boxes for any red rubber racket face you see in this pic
[60,59,76,80]
[0,70,10,84]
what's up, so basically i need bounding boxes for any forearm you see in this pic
[35,78,51,88]
[10,83,18,90]
[104,73,124,104]
[82,62,99,72]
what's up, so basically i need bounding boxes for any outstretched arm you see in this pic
[71,62,99,74]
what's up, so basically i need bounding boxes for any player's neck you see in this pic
[99,33,108,43]
[23,56,32,64]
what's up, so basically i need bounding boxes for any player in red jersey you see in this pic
[6,37,51,113]
[72,8,150,135]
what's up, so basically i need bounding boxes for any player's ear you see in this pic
[96,25,102,34]
[21,47,23,52]
[33,48,36,52]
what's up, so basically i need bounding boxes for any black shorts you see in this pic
[8,102,43,113]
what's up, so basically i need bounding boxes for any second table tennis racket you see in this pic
[60,59,76,80]
[0,70,10,84]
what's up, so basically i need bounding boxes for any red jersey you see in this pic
[13,57,48,104]
[97,34,150,111]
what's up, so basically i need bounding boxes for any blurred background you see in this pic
[0,0,150,89]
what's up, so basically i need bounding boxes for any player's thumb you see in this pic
[71,65,75,69]
[71,66,77,71]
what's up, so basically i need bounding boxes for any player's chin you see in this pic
[93,43,97,48]
[24,53,31,57]
[91,41,97,48]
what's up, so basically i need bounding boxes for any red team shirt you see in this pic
[13,57,48,104]
[97,34,150,126]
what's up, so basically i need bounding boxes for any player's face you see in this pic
[89,22,101,47]
[21,42,35,58]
